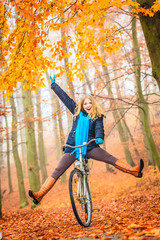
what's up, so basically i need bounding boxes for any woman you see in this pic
[28,75,144,204]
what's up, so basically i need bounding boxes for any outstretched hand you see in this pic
[50,74,55,84]
[95,138,103,144]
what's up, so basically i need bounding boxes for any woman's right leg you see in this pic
[29,153,76,204]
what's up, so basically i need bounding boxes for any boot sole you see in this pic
[140,159,144,172]
[28,190,39,205]
[138,159,144,178]
[138,172,143,178]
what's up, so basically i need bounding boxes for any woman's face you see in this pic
[83,98,92,113]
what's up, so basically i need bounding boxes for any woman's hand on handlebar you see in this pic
[95,138,103,144]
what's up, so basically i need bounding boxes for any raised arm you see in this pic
[50,75,76,115]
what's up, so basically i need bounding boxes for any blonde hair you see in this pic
[74,95,106,120]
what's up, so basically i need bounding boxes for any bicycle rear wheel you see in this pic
[69,169,92,227]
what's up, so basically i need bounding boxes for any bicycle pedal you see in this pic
[92,208,100,212]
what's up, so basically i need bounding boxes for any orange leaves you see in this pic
[0,13,51,98]
[151,0,160,12]
[71,3,84,14]
[0,0,119,96]
[1,163,160,240]
[0,0,159,97]
[51,40,70,63]
[1,169,160,239]
[130,0,160,17]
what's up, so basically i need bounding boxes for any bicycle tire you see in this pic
[69,168,92,227]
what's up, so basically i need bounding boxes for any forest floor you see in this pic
[1,157,160,240]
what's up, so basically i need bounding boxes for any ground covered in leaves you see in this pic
[1,160,160,240]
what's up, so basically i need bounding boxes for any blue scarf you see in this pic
[71,111,91,159]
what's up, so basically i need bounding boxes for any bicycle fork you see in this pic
[79,153,88,204]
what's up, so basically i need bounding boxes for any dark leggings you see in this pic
[51,147,118,180]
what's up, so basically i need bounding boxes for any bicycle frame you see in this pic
[67,138,100,227]
[65,139,96,203]
[77,151,88,204]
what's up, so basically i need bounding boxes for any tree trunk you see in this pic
[81,68,93,95]
[132,15,160,170]
[10,96,28,208]
[61,19,74,130]
[56,99,67,183]
[0,102,3,181]
[16,95,27,177]
[103,119,115,172]
[122,119,140,157]
[114,112,135,166]
[36,87,48,184]
[45,71,61,161]
[46,71,67,182]
[3,97,13,193]
[0,118,2,218]
[19,127,27,177]
[0,2,6,217]
[138,0,160,90]
[60,18,75,101]
[72,43,93,95]
[114,71,140,157]
[100,46,135,166]
[103,138,110,172]
[0,185,2,218]
[22,86,40,207]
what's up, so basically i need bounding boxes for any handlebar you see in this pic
[64,138,97,149]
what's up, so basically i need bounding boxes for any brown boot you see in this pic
[114,159,144,178]
[28,176,56,204]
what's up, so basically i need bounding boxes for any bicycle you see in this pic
[64,138,97,227]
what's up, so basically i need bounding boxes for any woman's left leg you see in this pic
[87,147,144,178]
[29,153,76,204]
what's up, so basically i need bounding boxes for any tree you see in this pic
[15,91,27,177]
[45,71,61,161]
[132,15,160,170]
[22,86,40,207]
[46,71,68,183]
[137,0,160,89]
[3,96,13,193]
[113,69,140,157]
[60,15,75,130]
[10,95,28,208]
[97,42,135,166]
[0,115,2,218]
[0,0,125,94]
[1,0,159,95]
[56,99,67,183]
[0,186,1,218]
[36,87,48,183]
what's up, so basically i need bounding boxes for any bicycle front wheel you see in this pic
[69,169,92,227]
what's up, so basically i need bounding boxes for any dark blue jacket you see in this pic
[51,83,104,153]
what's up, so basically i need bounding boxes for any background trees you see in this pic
[0,0,160,215]
[138,0,160,89]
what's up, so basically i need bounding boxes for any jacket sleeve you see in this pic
[95,117,104,139]
[51,83,76,114]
